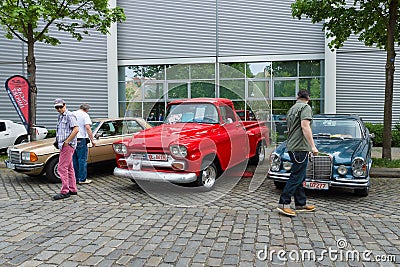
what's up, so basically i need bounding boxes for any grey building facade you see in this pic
[0,0,399,129]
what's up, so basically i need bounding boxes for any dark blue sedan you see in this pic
[267,114,373,196]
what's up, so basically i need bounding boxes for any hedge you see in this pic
[364,123,400,147]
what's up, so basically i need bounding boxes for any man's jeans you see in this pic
[279,151,309,206]
[58,145,77,194]
[73,139,88,182]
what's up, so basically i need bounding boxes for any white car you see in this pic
[0,120,48,151]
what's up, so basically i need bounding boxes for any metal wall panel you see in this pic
[117,0,217,60]
[336,48,400,123]
[218,0,325,56]
[0,28,109,129]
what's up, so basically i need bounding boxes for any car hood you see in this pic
[126,123,219,151]
[277,139,364,164]
[9,137,58,155]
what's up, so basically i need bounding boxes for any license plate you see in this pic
[147,154,168,161]
[303,181,329,190]
[6,161,15,170]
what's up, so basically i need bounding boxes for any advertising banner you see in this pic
[5,75,30,132]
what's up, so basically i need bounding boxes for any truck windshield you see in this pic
[165,103,219,124]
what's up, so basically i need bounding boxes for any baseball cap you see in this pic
[54,98,65,107]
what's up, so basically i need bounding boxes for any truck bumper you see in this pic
[114,167,198,183]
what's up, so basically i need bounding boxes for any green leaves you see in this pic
[0,0,126,44]
[291,0,398,50]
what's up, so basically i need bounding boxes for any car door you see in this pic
[88,119,144,163]
[219,105,249,167]
[0,121,13,149]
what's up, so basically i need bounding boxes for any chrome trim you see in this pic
[5,160,44,171]
[113,167,197,183]
[267,171,370,188]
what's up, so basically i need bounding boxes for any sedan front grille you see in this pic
[9,149,21,163]
[306,155,332,180]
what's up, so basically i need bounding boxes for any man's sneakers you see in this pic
[78,179,92,185]
[277,204,316,217]
[277,205,296,217]
[53,193,70,200]
[295,205,316,212]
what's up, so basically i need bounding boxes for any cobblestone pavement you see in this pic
[0,162,399,267]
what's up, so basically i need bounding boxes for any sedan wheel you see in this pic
[45,157,61,183]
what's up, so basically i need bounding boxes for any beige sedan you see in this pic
[5,118,151,182]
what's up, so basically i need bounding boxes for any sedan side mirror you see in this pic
[369,133,375,138]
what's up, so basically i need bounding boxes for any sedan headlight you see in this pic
[283,161,292,171]
[169,145,188,158]
[352,157,366,177]
[113,143,127,155]
[270,153,281,172]
[337,165,348,175]
[22,152,38,162]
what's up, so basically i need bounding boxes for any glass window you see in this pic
[220,63,246,78]
[168,82,188,99]
[272,61,297,77]
[165,103,219,124]
[166,64,189,80]
[191,81,216,98]
[299,78,321,99]
[144,82,164,100]
[144,102,165,125]
[220,105,237,123]
[128,65,164,80]
[299,60,321,76]
[220,79,245,99]
[190,63,215,79]
[121,102,142,118]
[123,120,144,134]
[248,80,270,98]
[247,62,271,78]
[274,80,296,97]
[0,122,5,132]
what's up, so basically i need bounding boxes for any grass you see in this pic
[372,157,400,168]
[0,153,7,162]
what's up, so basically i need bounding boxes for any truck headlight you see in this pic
[352,157,366,177]
[270,153,281,172]
[170,145,188,158]
[113,143,127,155]
[22,152,38,162]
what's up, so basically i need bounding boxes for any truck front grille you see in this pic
[8,149,21,163]
[306,155,332,180]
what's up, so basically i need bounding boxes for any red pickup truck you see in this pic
[113,98,269,189]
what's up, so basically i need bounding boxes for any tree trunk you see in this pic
[26,24,37,141]
[382,0,398,160]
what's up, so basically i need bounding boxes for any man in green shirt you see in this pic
[277,90,319,217]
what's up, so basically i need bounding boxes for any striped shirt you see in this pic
[56,109,78,149]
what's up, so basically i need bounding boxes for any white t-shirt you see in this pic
[73,109,92,139]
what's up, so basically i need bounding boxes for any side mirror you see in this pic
[369,133,375,138]
[94,133,100,139]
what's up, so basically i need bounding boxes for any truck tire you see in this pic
[14,135,29,145]
[45,157,61,183]
[249,141,266,165]
[196,160,218,190]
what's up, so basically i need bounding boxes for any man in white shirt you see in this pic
[73,103,96,184]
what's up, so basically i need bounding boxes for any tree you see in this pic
[292,0,398,159]
[0,0,125,139]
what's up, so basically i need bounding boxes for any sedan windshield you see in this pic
[165,103,219,124]
[312,119,362,139]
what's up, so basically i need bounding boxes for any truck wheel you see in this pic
[196,161,218,190]
[354,187,369,197]
[45,157,61,183]
[14,135,28,145]
[249,142,266,165]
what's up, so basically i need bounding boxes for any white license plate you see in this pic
[147,154,168,161]
[303,181,329,190]
[6,161,15,170]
